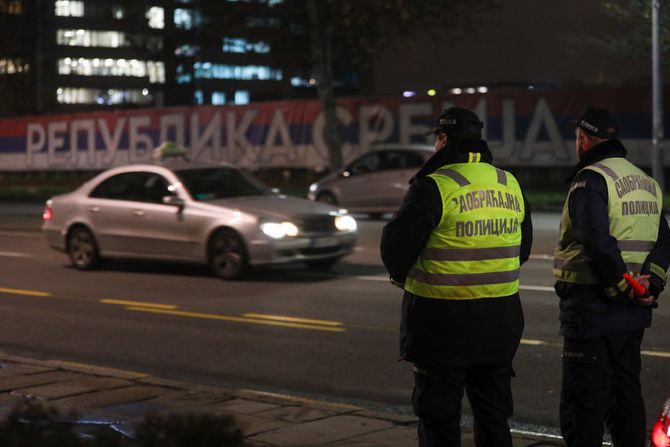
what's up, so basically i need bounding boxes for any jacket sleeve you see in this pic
[380,177,442,285]
[519,192,533,265]
[641,214,670,298]
[568,170,628,289]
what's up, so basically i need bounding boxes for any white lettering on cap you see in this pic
[580,120,599,133]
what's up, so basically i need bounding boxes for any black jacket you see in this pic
[380,139,533,367]
[555,139,670,339]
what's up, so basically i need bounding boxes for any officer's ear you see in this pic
[576,129,591,149]
[435,132,448,151]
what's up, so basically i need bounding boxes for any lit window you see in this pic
[291,76,317,87]
[212,92,225,105]
[194,63,282,81]
[174,8,194,29]
[0,58,29,74]
[56,87,153,105]
[176,64,192,84]
[146,6,164,29]
[112,6,124,19]
[222,37,270,54]
[194,90,204,105]
[55,0,83,16]
[234,91,249,105]
[0,0,22,14]
[175,44,200,56]
[58,58,165,84]
[57,30,128,48]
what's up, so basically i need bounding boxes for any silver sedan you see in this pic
[42,160,357,279]
[308,145,433,218]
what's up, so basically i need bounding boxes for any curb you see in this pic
[0,353,565,446]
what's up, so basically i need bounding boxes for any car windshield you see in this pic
[176,167,268,201]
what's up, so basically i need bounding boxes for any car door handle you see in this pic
[132,210,145,217]
[89,206,101,213]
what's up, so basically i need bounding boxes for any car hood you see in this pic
[203,195,341,220]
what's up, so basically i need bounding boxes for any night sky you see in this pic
[374,0,652,96]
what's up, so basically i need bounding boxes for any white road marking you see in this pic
[0,231,41,237]
[0,251,29,257]
[529,254,553,260]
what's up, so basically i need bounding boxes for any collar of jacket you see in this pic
[413,139,494,180]
[566,139,628,183]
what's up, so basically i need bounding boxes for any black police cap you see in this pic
[569,106,620,139]
[424,107,483,140]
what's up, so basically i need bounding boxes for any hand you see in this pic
[627,274,654,306]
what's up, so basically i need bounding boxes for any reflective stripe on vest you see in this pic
[553,157,661,285]
[404,160,525,300]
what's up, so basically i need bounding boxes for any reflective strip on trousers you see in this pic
[617,240,655,252]
[421,245,520,261]
[407,268,519,286]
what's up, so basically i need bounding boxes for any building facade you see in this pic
[0,0,360,117]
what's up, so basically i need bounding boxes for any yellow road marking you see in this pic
[520,338,550,346]
[100,299,178,310]
[642,350,670,359]
[127,307,346,332]
[0,287,51,297]
[243,313,343,327]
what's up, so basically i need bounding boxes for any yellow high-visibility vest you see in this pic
[405,155,525,299]
[553,157,664,294]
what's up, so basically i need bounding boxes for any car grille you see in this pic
[298,216,336,234]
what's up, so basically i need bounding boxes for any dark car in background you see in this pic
[307,145,433,218]
[42,150,357,280]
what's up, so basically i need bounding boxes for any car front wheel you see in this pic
[208,230,249,280]
[67,226,101,270]
[316,191,338,206]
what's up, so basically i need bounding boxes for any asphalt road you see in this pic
[0,209,668,431]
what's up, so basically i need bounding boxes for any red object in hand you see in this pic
[623,273,647,296]
[652,398,670,446]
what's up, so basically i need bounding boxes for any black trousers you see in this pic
[560,330,646,447]
[412,361,514,447]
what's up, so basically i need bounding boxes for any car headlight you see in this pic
[309,183,318,192]
[260,221,299,239]
[335,215,357,232]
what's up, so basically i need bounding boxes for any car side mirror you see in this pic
[163,195,185,209]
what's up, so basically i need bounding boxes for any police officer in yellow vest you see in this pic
[381,107,533,446]
[555,107,670,447]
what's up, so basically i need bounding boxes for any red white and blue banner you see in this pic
[0,87,665,171]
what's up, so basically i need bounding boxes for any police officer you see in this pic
[554,106,670,446]
[381,107,533,446]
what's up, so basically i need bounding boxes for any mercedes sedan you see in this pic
[307,145,433,218]
[42,159,357,279]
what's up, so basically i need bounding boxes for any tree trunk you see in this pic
[306,0,343,169]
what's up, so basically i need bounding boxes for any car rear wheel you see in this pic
[209,230,249,280]
[316,191,338,206]
[67,226,101,270]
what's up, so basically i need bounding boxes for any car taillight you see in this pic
[652,398,670,447]
[42,202,53,221]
